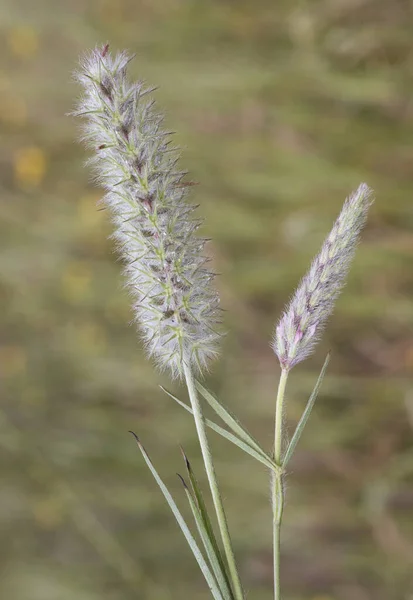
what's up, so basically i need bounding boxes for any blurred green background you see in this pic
[1,1,413,599]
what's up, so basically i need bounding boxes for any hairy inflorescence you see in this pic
[74,45,221,377]
[273,183,373,370]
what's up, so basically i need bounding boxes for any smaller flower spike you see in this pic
[74,46,221,377]
[273,183,373,371]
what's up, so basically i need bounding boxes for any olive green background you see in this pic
[1,1,413,599]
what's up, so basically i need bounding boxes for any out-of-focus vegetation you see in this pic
[1,1,413,599]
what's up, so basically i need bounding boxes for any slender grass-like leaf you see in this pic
[129,432,224,600]
[177,473,233,600]
[181,450,233,598]
[282,352,330,467]
[195,381,279,466]
[161,387,280,474]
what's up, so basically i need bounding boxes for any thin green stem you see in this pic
[272,368,289,600]
[274,369,288,466]
[272,475,283,600]
[183,361,244,600]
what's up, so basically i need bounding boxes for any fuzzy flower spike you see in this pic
[74,46,221,377]
[273,183,373,371]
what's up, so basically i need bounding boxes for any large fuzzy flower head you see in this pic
[273,183,373,371]
[74,45,221,377]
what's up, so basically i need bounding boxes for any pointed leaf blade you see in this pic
[181,451,233,598]
[282,352,330,467]
[161,387,280,474]
[129,432,224,600]
[195,381,279,467]
[178,474,234,600]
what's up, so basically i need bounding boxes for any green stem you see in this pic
[272,368,289,600]
[272,475,283,600]
[183,361,244,600]
[274,369,288,466]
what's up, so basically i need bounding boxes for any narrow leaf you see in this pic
[129,432,224,600]
[177,474,233,600]
[161,387,280,474]
[181,450,233,599]
[195,381,278,465]
[282,352,330,467]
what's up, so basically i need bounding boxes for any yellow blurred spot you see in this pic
[105,295,131,323]
[404,345,413,370]
[21,387,45,406]
[0,73,10,92]
[99,0,124,23]
[29,462,49,481]
[78,193,106,229]
[61,261,91,303]
[232,10,256,37]
[14,146,47,188]
[33,496,64,529]
[7,25,39,60]
[0,345,26,377]
[77,322,107,354]
[0,95,27,127]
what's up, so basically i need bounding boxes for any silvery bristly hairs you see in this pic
[270,182,373,600]
[273,183,373,372]
[74,44,220,379]
[73,44,373,600]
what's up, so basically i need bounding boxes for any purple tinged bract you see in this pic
[273,183,373,370]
